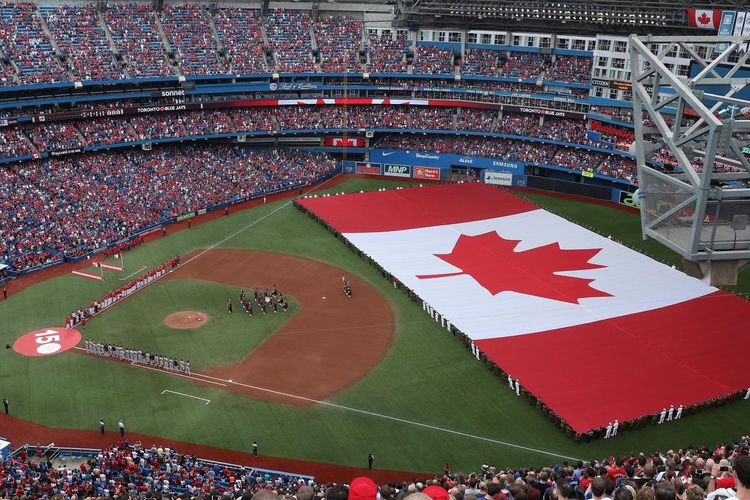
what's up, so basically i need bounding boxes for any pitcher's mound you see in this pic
[164,311,208,330]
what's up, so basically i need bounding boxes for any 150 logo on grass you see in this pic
[13,327,82,357]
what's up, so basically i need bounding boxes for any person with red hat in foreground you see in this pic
[349,477,378,500]
[423,485,451,500]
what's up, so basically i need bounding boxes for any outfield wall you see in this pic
[341,154,637,209]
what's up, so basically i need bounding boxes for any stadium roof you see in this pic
[393,0,750,34]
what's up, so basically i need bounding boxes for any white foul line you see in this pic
[119,266,147,281]
[161,389,211,405]
[188,372,582,461]
[178,176,339,269]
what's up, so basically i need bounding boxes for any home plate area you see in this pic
[298,182,750,433]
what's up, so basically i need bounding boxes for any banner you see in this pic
[413,166,441,180]
[176,211,196,222]
[484,171,513,186]
[324,137,366,147]
[383,164,411,177]
[589,120,635,140]
[716,11,737,52]
[355,162,381,175]
[49,148,82,157]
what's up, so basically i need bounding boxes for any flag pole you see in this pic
[99,261,105,281]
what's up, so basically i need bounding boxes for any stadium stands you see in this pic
[0,1,69,83]
[214,7,269,74]
[40,4,124,81]
[0,3,599,85]
[104,3,174,78]
[463,49,502,76]
[0,145,336,271]
[314,16,363,73]
[545,55,593,84]
[412,45,456,74]
[2,437,749,498]
[160,4,226,76]
[366,34,408,73]
[266,8,316,72]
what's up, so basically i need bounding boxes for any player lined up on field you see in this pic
[83,340,191,374]
[65,256,181,328]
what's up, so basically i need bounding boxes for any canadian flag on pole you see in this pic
[687,8,723,29]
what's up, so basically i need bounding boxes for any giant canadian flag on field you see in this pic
[299,183,750,433]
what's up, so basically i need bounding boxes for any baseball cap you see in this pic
[349,477,378,500]
[423,486,450,500]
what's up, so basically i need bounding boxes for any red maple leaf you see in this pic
[697,12,711,25]
[416,232,611,304]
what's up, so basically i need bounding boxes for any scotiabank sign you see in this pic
[413,166,441,180]
[355,162,381,175]
[324,137,365,147]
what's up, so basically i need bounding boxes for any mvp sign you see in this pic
[383,164,411,178]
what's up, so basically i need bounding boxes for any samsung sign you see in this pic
[484,171,514,186]
[384,164,411,177]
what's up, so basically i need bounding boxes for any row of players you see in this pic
[83,340,192,374]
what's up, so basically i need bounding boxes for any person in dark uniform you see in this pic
[228,299,233,314]
[3,398,8,414]
[99,419,105,435]
[2,287,6,300]
[252,441,258,456]
[368,453,374,469]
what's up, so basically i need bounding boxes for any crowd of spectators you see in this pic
[314,16,363,73]
[0,126,36,158]
[545,55,593,84]
[598,155,638,183]
[413,45,456,75]
[76,116,139,145]
[367,34,409,73]
[104,2,174,78]
[40,4,125,82]
[21,121,81,151]
[589,106,634,123]
[0,4,599,84]
[266,8,316,73]
[500,52,550,79]
[0,1,69,84]
[2,436,750,499]
[215,8,269,75]
[463,49,503,77]
[2,106,632,167]
[160,4,226,76]
[0,145,336,271]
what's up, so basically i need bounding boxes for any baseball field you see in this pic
[1,175,748,478]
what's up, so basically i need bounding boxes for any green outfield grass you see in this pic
[1,177,748,475]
